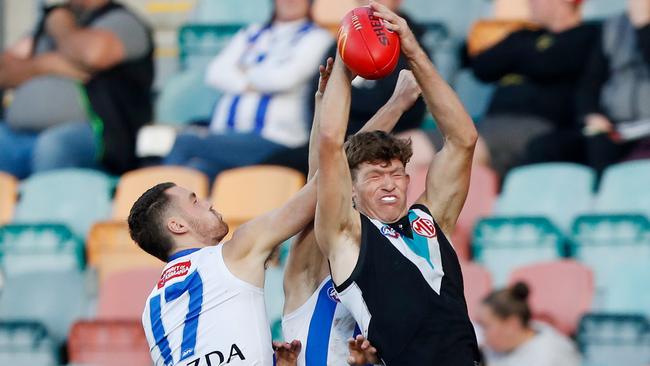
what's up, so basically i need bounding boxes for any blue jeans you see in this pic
[164,131,287,180]
[0,122,98,179]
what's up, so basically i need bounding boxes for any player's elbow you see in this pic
[318,131,343,155]
[79,36,123,71]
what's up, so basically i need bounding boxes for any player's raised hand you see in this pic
[389,69,421,113]
[316,57,335,98]
[273,339,302,366]
[369,0,420,58]
[348,334,379,365]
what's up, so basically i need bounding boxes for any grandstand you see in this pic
[0,0,648,365]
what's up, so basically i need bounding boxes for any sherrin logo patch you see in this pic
[158,261,191,288]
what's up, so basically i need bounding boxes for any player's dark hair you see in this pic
[128,182,177,262]
[344,131,413,180]
[483,282,532,326]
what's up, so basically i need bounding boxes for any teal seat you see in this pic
[13,169,113,239]
[402,0,486,37]
[190,0,271,24]
[595,160,650,216]
[0,321,58,366]
[453,70,494,122]
[0,270,89,344]
[0,224,85,275]
[571,215,650,315]
[583,0,626,20]
[155,67,221,125]
[178,24,244,69]
[496,163,596,231]
[578,313,650,366]
[473,217,564,285]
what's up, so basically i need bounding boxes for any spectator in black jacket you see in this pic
[577,0,650,176]
[469,0,599,177]
[264,0,433,183]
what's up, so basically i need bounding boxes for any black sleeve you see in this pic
[470,31,530,82]
[517,25,600,81]
[576,36,610,122]
[636,24,650,64]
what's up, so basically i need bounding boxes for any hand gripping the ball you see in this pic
[369,0,421,59]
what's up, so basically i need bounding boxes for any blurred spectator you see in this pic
[0,0,153,178]
[164,0,332,180]
[469,0,599,177]
[577,0,650,176]
[264,0,432,177]
[477,282,581,366]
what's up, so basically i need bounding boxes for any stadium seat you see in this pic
[583,0,627,20]
[460,261,493,321]
[0,224,84,276]
[592,160,650,216]
[97,267,161,320]
[190,0,271,24]
[68,320,151,366]
[312,0,357,34]
[402,0,487,37]
[473,216,564,285]
[578,313,650,366]
[0,172,17,225]
[0,321,58,366]
[453,69,495,121]
[155,67,221,125]
[453,165,498,260]
[0,270,88,343]
[113,166,209,221]
[496,163,596,230]
[508,260,594,335]
[178,23,244,69]
[211,166,305,233]
[13,169,113,238]
[571,215,650,315]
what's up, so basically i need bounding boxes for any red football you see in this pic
[337,6,401,80]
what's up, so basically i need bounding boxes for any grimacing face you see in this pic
[165,186,229,245]
[352,159,410,224]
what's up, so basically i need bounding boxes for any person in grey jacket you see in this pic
[577,0,650,176]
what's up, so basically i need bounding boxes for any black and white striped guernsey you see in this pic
[334,204,481,365]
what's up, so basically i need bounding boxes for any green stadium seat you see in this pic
[594,160,650,216]
[496,163,596,231]
[0,224,85,275]
[402,0,486,37]
[454,70,495,122]
[0,270,89,344]
[583,0,627,20]
[578,313,650,366]
[178,24,244,69]
[473,217,564,285]
[190,0,271,25]
[0,321,58,366]
[13,169,113,239]
[571,215,650,315]
[155,67,221,125]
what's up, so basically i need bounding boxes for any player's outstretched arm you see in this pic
[371,1,478,235]
[315,55,360,262]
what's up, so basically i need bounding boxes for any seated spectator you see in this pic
[469,0,599,177]
[264,0,433,180]
[477,282,581,366]
[164,0,332,180]
[0,0,153,178]
[577,0,650,176]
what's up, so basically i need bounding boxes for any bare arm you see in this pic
[372,1,478,235]
[0,52,89,88]
[46,8,125,71]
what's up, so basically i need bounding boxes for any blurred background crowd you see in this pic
[0,0,648,365]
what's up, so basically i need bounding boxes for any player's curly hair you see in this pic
[128,182,176,262]
[344,131,413,180]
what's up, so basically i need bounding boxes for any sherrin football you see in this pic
[337,6,401,80]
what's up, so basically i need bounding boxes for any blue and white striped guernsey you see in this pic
[282,277,369,366]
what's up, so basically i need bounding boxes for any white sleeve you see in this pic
[246,28,333,93]
[204,26,256,94]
